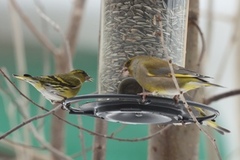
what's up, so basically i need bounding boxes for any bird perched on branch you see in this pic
[122,55,230,134]
[13,69,92,108]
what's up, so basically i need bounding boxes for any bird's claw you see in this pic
[173,95,180,104]
[61,101,71,111]
[138,92,152,103]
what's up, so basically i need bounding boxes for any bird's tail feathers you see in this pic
[195,107,230,134]
[198,78,224,88]
[206,120,230,135]
[206,82,224,88]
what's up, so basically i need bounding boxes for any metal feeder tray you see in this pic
[63,94,219,125]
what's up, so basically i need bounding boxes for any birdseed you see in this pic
[99,0,188,93]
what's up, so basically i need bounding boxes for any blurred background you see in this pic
[0,0,239,159]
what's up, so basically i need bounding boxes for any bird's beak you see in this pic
[121,67,129,77]
[86,76,93,82]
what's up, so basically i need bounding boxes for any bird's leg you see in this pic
[138,88,152,102]
[52,95,69,110]
[62,102,71,111]
[173,94,180,104]
[50,100,55,104]
[52,99,69,110]
[138,92,152,102]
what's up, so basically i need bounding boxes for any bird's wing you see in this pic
[172,66,212,78]
[195,107,230,134]
[142,59,211,79]
[37,75,81,88]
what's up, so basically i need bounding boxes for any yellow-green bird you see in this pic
[122,55,222,96]
[122,55,230,134]
[13,69,92,104]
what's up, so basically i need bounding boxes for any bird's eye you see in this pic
[125,60,131,67]
[121,67,128,73]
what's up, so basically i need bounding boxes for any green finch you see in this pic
[122,55,222,97]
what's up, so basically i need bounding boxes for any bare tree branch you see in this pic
[0,69,49,112]
[8,3,33,156]
[0,100,71,160]
[215,0,240,81]
[93,119,107,160]
[0,84,72,159]
[205,0,213,56]
[9,0,58,55]
[2,138,46,150]
[35,6,73,71]
[78,116,87,160]
[0,104,61,140]
[32,2,77,159]
[204,89,240,105]
[71,147,93,159]
[66,0,86,55]
[189,19,206,69]
[110,124,127,137]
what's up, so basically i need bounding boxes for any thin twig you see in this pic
[34,0,50,131]
[64,121,172,142]
[0,86,70,159]
[205,0,213,56]
[35,5,73,70]
[204,89,240,105]
[71,147,93,159]
[9,1,28,79]
[215,1,240,81]
[0,87,33,121]
[8,2,32,154]
[2,138,46,150]
[1,68,33,157]
[9,0,58,55]
[33,5,74,159]
[189,19,206,70]
[157,13,222,160]
[0,103,72,160]
[110,124,127,137]
[0,93,24,157]
[66,0,86,55]
[77,115,87,160]
[0,105,61,140]
[0,68,49,112]
[29,110,72,160]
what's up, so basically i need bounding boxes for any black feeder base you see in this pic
[63,94,219,125]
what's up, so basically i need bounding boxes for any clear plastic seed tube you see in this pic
[98,0,189,93]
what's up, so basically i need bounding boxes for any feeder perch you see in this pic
[64,94,219,125]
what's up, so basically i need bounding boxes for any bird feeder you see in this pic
[65,0,216,126]
[65,0,219,125]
